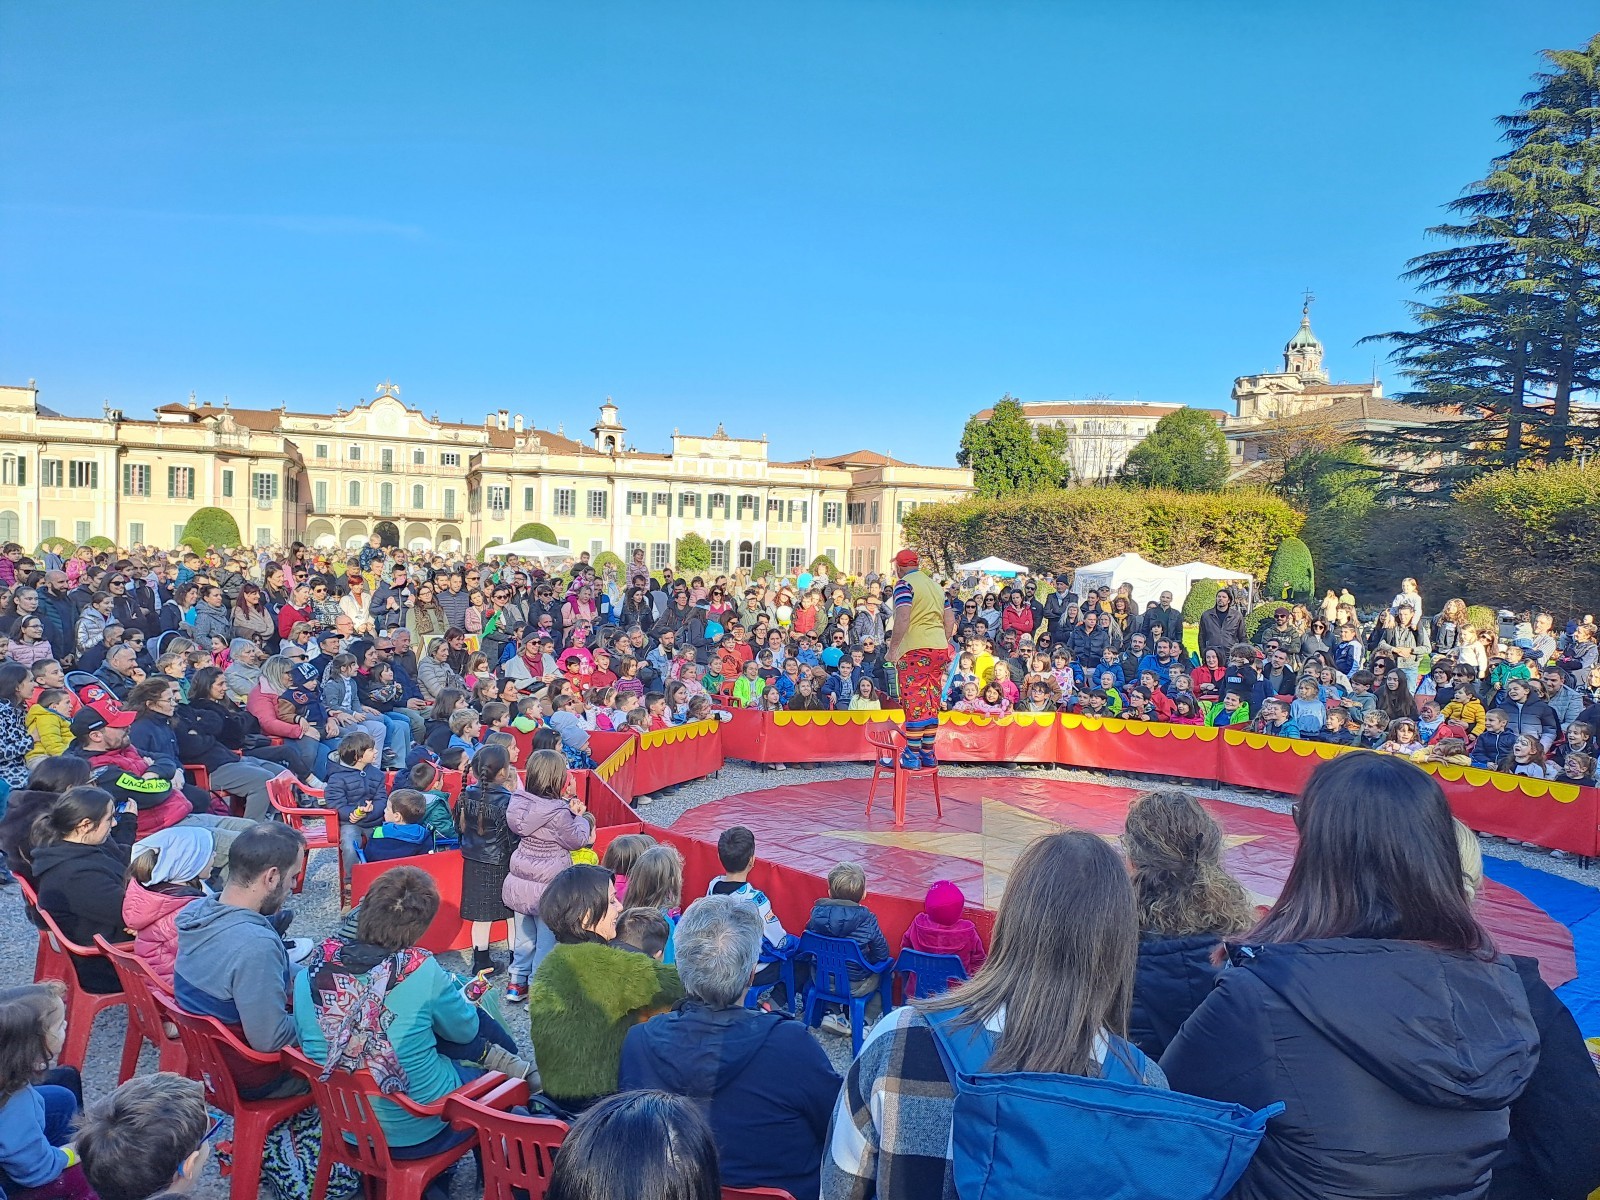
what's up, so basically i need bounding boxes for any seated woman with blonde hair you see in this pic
[1120,788,1255,1059]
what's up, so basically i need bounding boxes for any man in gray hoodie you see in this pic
[174,822,308,1096]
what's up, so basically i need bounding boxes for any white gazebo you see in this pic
[957,555,1029,578]
[483,537,569,559]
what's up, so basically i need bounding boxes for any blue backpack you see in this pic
[924,1007,1282,1200]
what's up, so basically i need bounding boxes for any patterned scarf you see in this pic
[308,938,429,1094]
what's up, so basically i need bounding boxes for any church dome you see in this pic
[1285,315,1321,353]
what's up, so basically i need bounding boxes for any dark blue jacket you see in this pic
[805,898,890,982]
[126,714,185,778]
[363,822,435,863]
[1490,954,1600,1200]
[619,1001,841,1200]
[1471,727,1520,769]
[1161,938,1538,1200]
[323,760,387,826]
[1129,933,1224,1061]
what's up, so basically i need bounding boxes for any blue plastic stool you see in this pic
[893,948,968,1000]
[743,937,799,1012]
[797,931,894,1056]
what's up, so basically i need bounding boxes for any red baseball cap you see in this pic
[893,549,921,571]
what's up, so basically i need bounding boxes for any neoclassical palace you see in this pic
[0,381,971,572]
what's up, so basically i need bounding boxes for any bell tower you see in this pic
[591,398,626,454]
[1283,292,1328,382]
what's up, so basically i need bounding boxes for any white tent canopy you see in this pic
[483,537,569,558]
[1071,553,1185,609]
[1071,553,1254,610]
[958,555,1029,577]
[1169,561,1253,591]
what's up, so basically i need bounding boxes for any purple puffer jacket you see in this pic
[501,789,590,916]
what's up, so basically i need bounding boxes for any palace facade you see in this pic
[0,382,971,573]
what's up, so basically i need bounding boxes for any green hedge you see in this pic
[511,522,558,544]
[809,553,835,573]
[592,551,624,574]
[752,559,775,581]
[1465,604,1499,637]
[1264,536,1315,603]
[83,536,116,553]
[1181,579,1224,624]
[1243,601,1281,640]
[179,507,242,554]
[1452,461,1600,615]
[903,488,1301,582]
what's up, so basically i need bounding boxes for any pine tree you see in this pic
[957,396,1072,498]
[1368,34,1600,484]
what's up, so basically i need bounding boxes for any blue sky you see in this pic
[1,3,1593,466]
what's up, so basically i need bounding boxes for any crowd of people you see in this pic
[0,535,1595,1199]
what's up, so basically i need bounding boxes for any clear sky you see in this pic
[1,2,1593,466]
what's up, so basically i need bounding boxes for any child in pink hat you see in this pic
[901,880,986,976]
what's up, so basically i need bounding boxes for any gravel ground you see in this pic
[3,757,1593,1197]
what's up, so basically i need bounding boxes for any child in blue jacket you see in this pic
[1469,710,1519,770]
[323,730,388,889]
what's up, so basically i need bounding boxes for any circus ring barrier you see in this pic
[351,711,1597,959]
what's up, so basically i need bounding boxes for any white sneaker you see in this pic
[284,938,316,966]
[819,1013,851,1037]
[305,775,324,790]
[775,763,788,771]
[636,795,653,806]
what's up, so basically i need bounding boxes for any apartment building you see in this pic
[0,382,971,570]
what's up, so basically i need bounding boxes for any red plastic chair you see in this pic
[152,992,312,1200]
[95,936,187,1080]
[283,1047,524,1200]
[266,773,341,891]
[444,1084,565,1200]
[863,725,941,825]
[723,1189,800,1199]
[16,876,128,1071]
[15,874,61,984]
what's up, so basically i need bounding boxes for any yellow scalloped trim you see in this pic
[1221,728,1347,760]
[639,718,717,750]
[1417,761,1582,802]
[595,737,635,781]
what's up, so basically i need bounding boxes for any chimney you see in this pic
[497,409,509,431]
[514,414,524,433]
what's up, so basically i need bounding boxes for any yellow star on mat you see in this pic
[827,797,1263,909]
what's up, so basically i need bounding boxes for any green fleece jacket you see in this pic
[527,940,683,1105]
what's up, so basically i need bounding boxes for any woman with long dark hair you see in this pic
[1161,752,1539,1200]
[1375,667,1419,722]
[1121,789,1255,1059]
[823,831,1164,1199]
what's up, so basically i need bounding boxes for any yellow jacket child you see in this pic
[26,701,73,762]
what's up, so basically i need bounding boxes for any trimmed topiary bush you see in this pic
[83,535,116,553]
[809,553,835,573]
[675,532,711,574]
[592,551,624,575]
[1466,604,1499,637]
[1264,536,1315,603]
[1243,601,1281,641]
[511,522,558,545]
[752,558,775,581]
[179,508,242,553]
[1181,579,1224,624]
